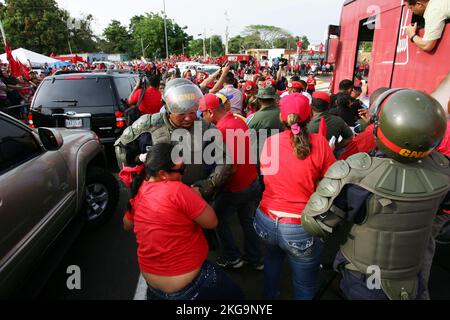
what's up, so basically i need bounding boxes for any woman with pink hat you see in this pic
[254,93,336,300]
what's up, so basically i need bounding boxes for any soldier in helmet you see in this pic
[302,89,450,300]
[115,78,233,201]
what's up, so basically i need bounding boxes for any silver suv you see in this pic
[0,111,119,298]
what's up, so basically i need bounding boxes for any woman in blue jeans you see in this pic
[255,93,336,299]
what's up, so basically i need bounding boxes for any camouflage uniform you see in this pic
[115,112,233,200]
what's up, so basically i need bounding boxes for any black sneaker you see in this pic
[216,257,244,269]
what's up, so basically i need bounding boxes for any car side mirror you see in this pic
[38,127,63,151]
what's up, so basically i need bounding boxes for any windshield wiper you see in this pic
[52,100,78,103]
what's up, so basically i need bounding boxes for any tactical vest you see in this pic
[115,112,229,187]
[304,152,450,299]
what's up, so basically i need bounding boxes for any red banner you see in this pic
[4,39,21,78]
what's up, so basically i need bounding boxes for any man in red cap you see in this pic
[308,91,354,154]
[199,94,263,271]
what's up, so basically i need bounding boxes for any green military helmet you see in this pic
[163,78,203,114]
[373,89,447,163]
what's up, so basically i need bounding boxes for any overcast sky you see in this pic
[56,0,344,44]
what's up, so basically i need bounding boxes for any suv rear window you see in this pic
[34,78,115,108]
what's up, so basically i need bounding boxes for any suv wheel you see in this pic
[84,167,119,227]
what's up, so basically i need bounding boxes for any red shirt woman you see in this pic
[121,143,244,300]
[255,93,335,300]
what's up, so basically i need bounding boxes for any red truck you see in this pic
[326,0,449,108]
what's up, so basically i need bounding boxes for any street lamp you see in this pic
[197,31,206,60]
[163,0,169,59]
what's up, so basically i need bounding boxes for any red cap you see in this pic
[280,93,311,123]
[312,91,331,104]
[199,94,221,112]
[288,81,304,90]
[243,81,256,92]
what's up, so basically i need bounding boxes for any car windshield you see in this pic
[33,78,115,108]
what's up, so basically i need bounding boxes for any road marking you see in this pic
[133,274,147,300]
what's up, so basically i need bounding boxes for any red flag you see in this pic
[18,60,31,80]
[319,43,324,53]
[4,39,21,78]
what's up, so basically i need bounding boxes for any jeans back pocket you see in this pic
[284,237,315,258]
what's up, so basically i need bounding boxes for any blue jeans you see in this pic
[254,208,322,300]
[214,179,262,264]
[146,260,245,300]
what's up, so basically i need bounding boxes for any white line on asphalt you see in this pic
[133,273,147,300]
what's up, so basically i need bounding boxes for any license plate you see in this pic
[65,118,83,128]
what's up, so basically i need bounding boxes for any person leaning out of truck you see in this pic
[405,0,450,52]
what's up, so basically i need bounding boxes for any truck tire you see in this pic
[84,166,119,228]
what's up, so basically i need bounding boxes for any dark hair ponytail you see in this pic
[286,114,311,160]
[126,143,176,211]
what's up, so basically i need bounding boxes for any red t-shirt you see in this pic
[307,78,316,90]
[339,124,376,160]
[436,120,450,157]
[131,181,208,276]
[129,87,162,115]
[216,112,258,193]
[260,131,336,223]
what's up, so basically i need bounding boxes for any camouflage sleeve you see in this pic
[193,123,233,200]
[114,114,152,168]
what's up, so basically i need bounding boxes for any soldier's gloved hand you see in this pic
[134,153,147,165]
[139,153,147,163]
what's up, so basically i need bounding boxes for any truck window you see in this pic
[34,78,115,108]
[353,17,375,86]
[113,77,133,101]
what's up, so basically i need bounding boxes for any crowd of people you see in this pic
[113,54,450,301]
[0,63,44,119]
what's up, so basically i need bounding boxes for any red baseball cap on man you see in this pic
[288,81,304,90]
[243,81,257,92]
[312,91,331,104]
[198,94,221,112]
[280,93,311,123]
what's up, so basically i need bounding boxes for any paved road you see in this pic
[34,149,450,300]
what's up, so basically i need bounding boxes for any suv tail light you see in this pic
[28,113,36,128]
[115,111,126,128]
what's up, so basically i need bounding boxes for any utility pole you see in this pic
[68,40,73,55]
[163,0,169,59]
[141,38,145,58]
[203,28,206,59]
[224,11,230,55]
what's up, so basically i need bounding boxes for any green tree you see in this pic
[228,35,245,54]
[300,35,310,49]
[0,0,70,54]
[243,25,293,48]
[129,13,191,59]
[68,14,98,53]
[188,38,204,56]
[102,20,131,53]
[209,35,224,57]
